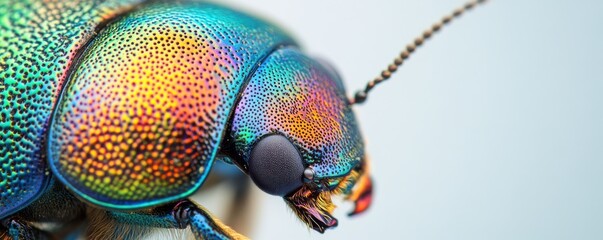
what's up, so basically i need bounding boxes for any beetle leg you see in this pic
[180,201,248,240]
[0,218,50,240]
[106,200,247,240]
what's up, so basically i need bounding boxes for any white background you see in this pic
[201,1,603,239]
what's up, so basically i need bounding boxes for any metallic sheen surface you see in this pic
[230,47,365,179]
[47,1,294,209]
[0,0,142,219]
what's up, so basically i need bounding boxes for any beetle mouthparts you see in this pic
[333,156,374,216]
[283,156,373,232]
[285,187,339,233]
[346,175,373,216]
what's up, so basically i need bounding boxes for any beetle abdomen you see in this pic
[0,0,143,219]
[47,1,294,209]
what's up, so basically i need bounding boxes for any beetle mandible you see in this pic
[0,0,486,239]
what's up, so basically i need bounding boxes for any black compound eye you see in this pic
[248,134,304,196]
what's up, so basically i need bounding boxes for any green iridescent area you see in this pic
[0,0,143,219]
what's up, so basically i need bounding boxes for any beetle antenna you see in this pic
[350,0,488,105]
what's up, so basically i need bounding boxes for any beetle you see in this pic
[0,0,485,239]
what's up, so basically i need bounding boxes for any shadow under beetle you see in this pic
[0,0,485,239]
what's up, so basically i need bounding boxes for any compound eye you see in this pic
[248,135,304,196]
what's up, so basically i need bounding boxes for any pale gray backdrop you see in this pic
[206,0,603,239]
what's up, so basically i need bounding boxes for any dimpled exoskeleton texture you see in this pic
[47,1,295,209]
[0,0,142,219]
[230,47,365,179]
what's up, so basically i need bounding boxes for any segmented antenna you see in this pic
[350,0,488,105]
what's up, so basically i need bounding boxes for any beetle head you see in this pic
[226,47,373,233]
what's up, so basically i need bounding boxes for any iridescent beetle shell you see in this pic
[1,0,372,235]
[47,1,295,209]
